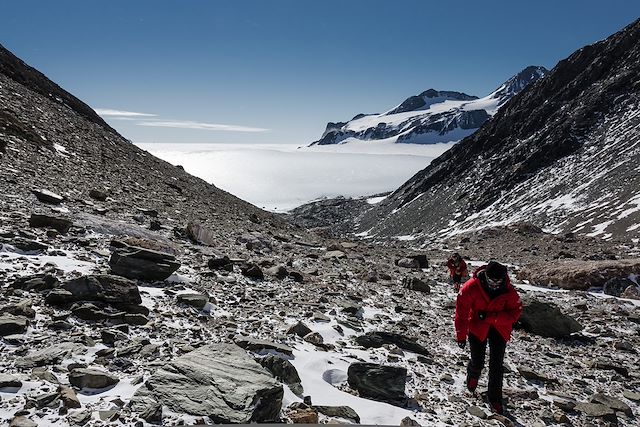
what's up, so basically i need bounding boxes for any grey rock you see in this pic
[61,274,142,305]
[67,410,92,426]
[109,242,180,281]
[0,314,28,336]
[590,393,633,416]
[303,332,324,345]
[0,374,22,388]
[130,343,283,423]
[400,416,422,426]
[11,273,58,291]
[10,416,38,427]
[240,263,264,280]
[16,342,85,368]
[258,354,303,396]
[186,222,217,246]
[31,188,64,204]
[266,265,289,279]
[575,402,616,420]
[28,213,73,233]
[355,331,430,356]
[347,362,407,405]
[517,299,582,337]
[402,277,431,293]
[69,368,119,389]
[58,385,81,408]
[312,405,360,423]
[286,321,312,338]
[234,335,293,356]
[467,405,488,419]
[177,293,209,309]
[396,257,420,269]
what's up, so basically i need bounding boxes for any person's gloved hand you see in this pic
[457,340,466,349]
[477,311,487,320]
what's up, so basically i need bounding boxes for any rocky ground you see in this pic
[1,197,640,426]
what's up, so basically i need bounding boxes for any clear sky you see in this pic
[2,1,639,145]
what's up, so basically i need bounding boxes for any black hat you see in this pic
[485,261,507,281]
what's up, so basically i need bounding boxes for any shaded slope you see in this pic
[357,18,640,241]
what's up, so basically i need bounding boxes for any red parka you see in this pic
[455,266,523,343]
[447,258,468,278]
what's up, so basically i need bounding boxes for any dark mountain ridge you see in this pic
[354,18,640,242]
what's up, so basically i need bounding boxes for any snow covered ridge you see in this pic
[309,66,548,146]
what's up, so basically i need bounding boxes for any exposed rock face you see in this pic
[109,242,180,281]
[130,343,283,423]
[517,299,583,337]
[347,362,407,405]
[517,259,640,290]
[355,18,640,241]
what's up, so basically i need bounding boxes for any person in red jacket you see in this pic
[447,252,469,291]
[454,261,522,415]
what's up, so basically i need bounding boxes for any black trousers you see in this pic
[468,327,507,403]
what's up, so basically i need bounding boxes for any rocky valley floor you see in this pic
[1,196,640,426]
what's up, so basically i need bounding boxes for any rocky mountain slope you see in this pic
[347,18,640,243]
[310,66,547,146]
[1,42,640,427]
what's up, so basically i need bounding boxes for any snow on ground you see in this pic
[137,142,453,212]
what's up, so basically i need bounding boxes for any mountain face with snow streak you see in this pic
[355,18,640,242]
[310,66,548,146]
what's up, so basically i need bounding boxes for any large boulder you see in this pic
[130,343,283,423]
[185,222,217,246]
[354,331,430,356]
[347,362,407,405]
[517,298,582,337]
[59,275,142,305]
[31,189,64,204]
[69,368,119,389]
[517,259,640,290]
[109,241,180,281]
[28,214,73,233]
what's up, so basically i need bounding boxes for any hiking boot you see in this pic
[489,401,504,415]
[466,375,478,392]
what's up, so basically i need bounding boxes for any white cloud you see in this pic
[136,120,268,133]
[95,108,157,117]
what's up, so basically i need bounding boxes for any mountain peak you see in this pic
[490,65,549,102]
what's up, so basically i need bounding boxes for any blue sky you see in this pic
[2,1,639,145]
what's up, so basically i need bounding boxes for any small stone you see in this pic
[286,321,312,338]
[58,385,81,408]
[303,332,324,345]
[467,405,488,419]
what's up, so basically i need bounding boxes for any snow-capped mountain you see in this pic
[310,66,548,146]
[354,18,640,242]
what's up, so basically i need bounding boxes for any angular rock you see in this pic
[130,343,283,423]
[61,274,142,305]
[29,213,73,233]
[69,368,119,389]
[10,238,48,252]
[288,408,318,424]
[286,321,312,338]
[186,222,217,246]
[312,406,360,423]
[355,331,430,356]
[109,242,180,281]
[12,273,59,292]
[402,277,431,293]
[0,374,22,388]
[177,293,208,309]
[347,362,407,405]
[0,314,28,336]
[303,332,324,345]
[517,299,582,337]
[16,342,85,368]
[396,257,420,269]
[258,354,303,395]
[400,416,422,426]
[240,263,264,280]
[234,336,293,356]
[9,416,38,427]
[89,188,108,201]
[590,393,632,416]
[575,402,616,420]
[323,250,346,260]
[58,385,81,408]
[32,189,64,204]
[208,255,233,271]
[603,277,636,297]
